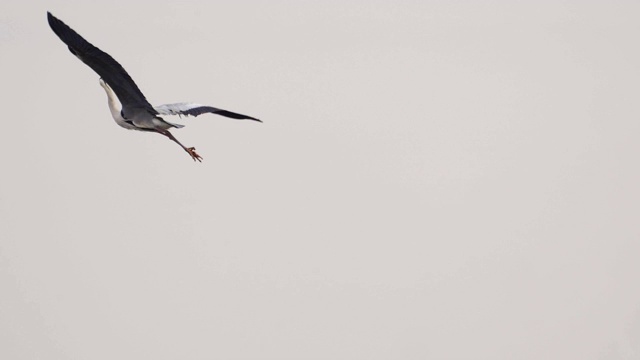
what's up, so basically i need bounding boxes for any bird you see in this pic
[47,12,261,162]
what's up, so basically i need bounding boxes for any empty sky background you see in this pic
[1,1,640,359]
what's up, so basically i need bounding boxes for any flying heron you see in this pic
[47,12,261,162]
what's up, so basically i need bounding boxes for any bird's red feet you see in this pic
[187,147,203,162]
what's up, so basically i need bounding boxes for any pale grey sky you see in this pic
[1,1,640,359]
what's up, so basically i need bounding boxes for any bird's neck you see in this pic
[99,82,139,130]
[101,84,122,120]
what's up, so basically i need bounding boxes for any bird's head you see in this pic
[98,78,118,105]
[98,78,108,89]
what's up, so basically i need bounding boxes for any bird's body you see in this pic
[47,12,260,162]
[99,79,184,131]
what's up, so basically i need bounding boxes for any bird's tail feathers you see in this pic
[168,121,185,129]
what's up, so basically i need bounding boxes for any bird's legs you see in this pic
[156,129,202,162]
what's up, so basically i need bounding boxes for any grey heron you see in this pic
[47,12,261,162]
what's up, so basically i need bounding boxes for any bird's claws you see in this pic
[187,147,203,162]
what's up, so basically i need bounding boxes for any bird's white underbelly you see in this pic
[113,111,176,131]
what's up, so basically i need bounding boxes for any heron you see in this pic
[47,12,261,162]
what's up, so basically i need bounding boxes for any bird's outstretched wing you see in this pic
[154,103,262,122]
[47,12,156,115]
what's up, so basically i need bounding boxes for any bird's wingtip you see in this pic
[47,11,58,26]
[245,115,262,122]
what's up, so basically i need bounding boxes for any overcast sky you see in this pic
[1,1,640,359]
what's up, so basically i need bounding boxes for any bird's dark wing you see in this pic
[47,12,156,114]
[155,103,262,122]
